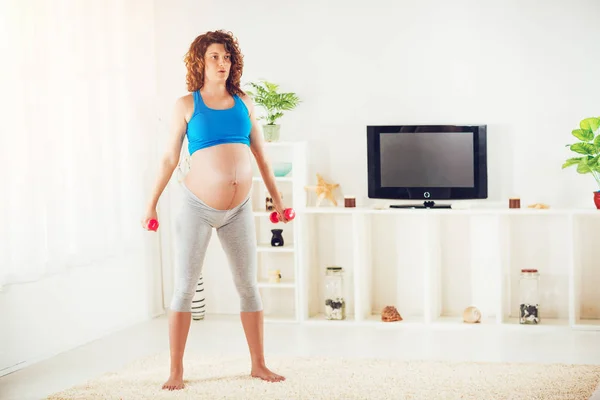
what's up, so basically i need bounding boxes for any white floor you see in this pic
[2,314,600,400]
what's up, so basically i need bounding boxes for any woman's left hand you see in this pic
[273,203,290,223]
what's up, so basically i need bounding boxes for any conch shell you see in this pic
[381,306,403,322]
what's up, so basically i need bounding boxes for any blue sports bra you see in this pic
[186,90,252,155]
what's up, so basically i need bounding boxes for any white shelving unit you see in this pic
[201,141,600,331]
[250,141,307,323]
[299,206,600,331]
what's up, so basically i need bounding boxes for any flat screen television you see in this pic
[367,125,488,208]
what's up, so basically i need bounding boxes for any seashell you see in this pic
[381,306,403,322]
[463,306,482,323]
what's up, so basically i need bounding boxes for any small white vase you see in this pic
[191,274,205,321]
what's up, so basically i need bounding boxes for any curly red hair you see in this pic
[184,30,245,96]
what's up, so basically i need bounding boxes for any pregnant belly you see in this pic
[183,143,254,210]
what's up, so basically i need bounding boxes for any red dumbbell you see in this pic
[269,208,296,223]
[147,219,159,231]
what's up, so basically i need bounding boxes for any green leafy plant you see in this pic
[562,116,600,190]
[245,80,301,125]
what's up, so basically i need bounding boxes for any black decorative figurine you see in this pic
[270,229,284,247]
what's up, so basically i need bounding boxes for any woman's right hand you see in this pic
[141,208,158,231]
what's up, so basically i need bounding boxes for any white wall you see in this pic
[0,248,163,375]
[153,0,600,316]
[0,2,164,376]
[156,0,600,207]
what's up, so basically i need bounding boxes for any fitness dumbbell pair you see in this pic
[146,208,295,231]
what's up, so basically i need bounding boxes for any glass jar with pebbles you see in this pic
[324,266,345,320]
[519,269,540,324]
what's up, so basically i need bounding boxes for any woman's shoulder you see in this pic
[178,93,194,106]
[237,93,254,115]
[174,93,195,121]
[173,93,194,108]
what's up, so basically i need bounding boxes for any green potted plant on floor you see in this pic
[562,116,600,209]
[245,80,301,142]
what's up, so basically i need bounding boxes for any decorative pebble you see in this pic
[325,297,345,320]
[520,303,539,324]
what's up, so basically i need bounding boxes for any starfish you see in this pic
[304,174,340,207]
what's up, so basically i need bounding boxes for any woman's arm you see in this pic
[144,96,188,214]
[243,95,290,222]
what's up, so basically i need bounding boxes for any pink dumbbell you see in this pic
[147,219,159,231]
[269,208,296,223]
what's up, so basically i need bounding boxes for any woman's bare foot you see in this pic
[162,370,185,390]
[251,365,285,382]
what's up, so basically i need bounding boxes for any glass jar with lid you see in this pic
[519,269,540,324]
[324,266,345,320]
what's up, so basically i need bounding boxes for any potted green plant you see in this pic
[245,80,301,142]
[562,116,600,209]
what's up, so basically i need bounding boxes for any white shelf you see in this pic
[302,206,599,215]
[497,317,571,332]
[305,313,431,327]
[257,281,296,289]
[257,245,295,253]
[303,207,357,214]
[572,319,600,330]
[305,313,356,324]
[432,316,498,326]
[364,313,424,326]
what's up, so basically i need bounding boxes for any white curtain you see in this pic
[0,0,157,286]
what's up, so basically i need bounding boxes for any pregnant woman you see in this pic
[141,30,289,390]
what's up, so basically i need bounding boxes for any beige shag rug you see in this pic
[48,353,600,400]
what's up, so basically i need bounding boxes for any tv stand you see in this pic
[390,201,452,209]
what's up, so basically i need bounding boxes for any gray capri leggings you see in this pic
[170,183,262,313]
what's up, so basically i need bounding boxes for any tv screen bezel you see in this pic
[367,124,488,201]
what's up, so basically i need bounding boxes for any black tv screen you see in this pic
[367,125,487,201]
